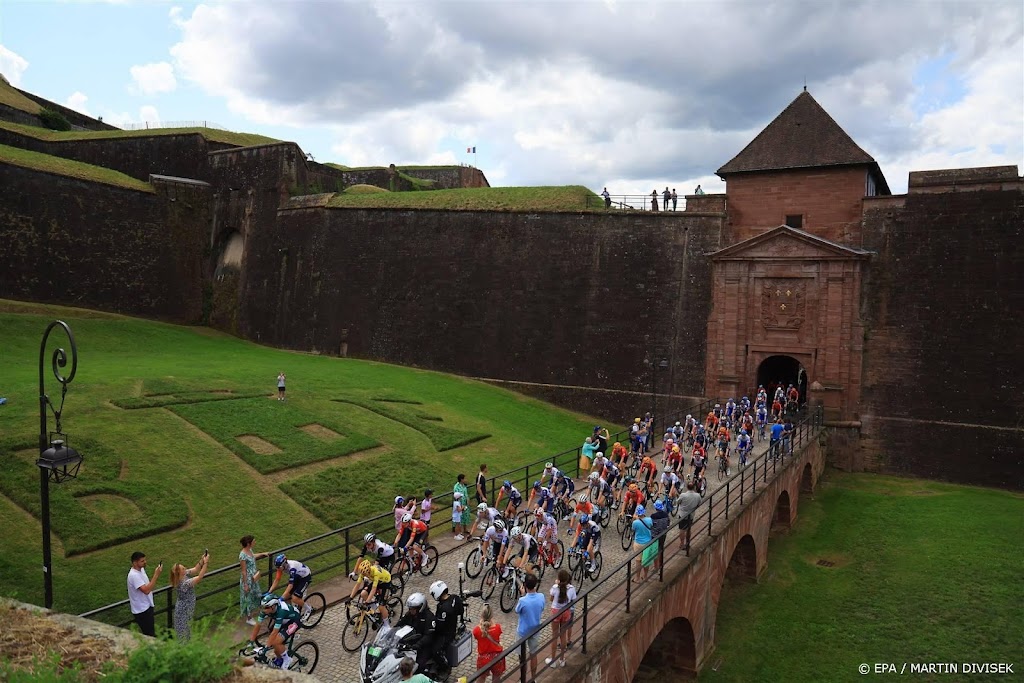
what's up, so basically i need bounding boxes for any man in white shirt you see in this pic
[127,551,162,636]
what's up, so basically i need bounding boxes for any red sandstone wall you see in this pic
[725,166,870,245]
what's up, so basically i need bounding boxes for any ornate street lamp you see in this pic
[37,320,82,609]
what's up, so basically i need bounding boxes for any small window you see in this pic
[785,214,803,229]
[865,173,877,197]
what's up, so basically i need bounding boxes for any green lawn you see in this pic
[327,185,603,211]
[702,471,1024,682]
[0,79,42,114]
[0,300,601,616]
[0,143,155,192]
[0,119,281,148]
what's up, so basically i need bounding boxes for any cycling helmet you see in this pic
[742,396,748,401]
[535,507,545,517]
[363,532,376,544]
[628,483,638,492]
[401,513,413,524]
[579,514,590,524]
[494,519,506,532]
[429,581,448,600]
[686,414,692,420]
[533,481,542,490]
[635,505,646,516]
[625,475,635,484]
[740,429,748,436]
[274,554,286,567]
[477,502,488,512]
[406,592,426,609]
[595,452,604,459]
[394,496,404,506]
[502,480,512,489]
[261,593,279,608]
[509,526,523,539]
[634,417,641,423]
[588,471,599,481]
[356,558,372,574]
[613,442,621,448]
[672,445,681,452]
[545,462,553,469]
[665,467,673,474]
[654,501,664,511]
[556,471,564,479]
[578,493,588,503]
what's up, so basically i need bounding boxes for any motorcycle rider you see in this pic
[430,580,465,675]
[395,592,436,672]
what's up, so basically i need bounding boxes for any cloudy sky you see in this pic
[1,0,1021,194]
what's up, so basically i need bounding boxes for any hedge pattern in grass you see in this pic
[333,398,490,452]
[168,397,380,474]
[0,437,188,556]
[112,392,264,410]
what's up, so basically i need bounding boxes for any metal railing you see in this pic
[121,120,227,131]
[78,398,715,629]
[467,404,824,682]
[585,194,686,212]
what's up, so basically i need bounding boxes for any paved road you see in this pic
[290,433,778,682]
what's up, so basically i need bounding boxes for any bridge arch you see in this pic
[801,462,814,493]
[725,533,758,581]
[634,617,697,681]
[774,489,792,528]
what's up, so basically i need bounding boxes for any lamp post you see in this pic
[37,320,82,609]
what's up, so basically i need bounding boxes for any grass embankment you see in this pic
[701,471,1023,682]
[0,120,280,148]
[0,143,154,192]
[328,185,602,211]
[0,301,600,616]
[0,79,42,114]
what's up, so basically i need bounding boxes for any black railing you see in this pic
[121,120,227,131]
[466,404,824,682]
[585,194,686,212]
[78,398,715,628]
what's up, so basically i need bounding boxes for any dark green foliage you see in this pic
[38,108,72,131]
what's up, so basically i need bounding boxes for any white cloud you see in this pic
[0,44,29,86]
[139,105,160,124]
[129,62,177,95]
[65,91,91,116]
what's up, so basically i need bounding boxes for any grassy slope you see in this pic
[327,185,602,211]
[0,301,600,615]
[0,120,280,148]
[0,80,42,114]
[701,471,1024,682]
[0,143,154,192]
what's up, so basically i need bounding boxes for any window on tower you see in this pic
[785,214,803,229]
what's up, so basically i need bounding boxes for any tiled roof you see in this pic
[717,90,878,176]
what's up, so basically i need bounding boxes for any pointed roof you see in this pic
[710,225,871,260]
[716,90,883,181]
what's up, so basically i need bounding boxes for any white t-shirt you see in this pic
[127,567,154,614]
[549,582,577,610]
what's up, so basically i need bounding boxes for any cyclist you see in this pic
[570,492,593,536]
[756,385,768,406]
[526,481,555,515]
[534,507,560,565]
[694,425,708,451]
[774,384,786,405]
[739,396,751,413]
[660,438,675,466]
[539,462,560,488]
[552,472,576,519]
[691,445,707,482]
[494,480,523,520]
[468,502,502,538]
[573,514,602,572]
[638,455,657,490]
[666,444,684,473]
[756,403,768,439]
[620,481,646,519]
[787,384,799,412]
[394,513,430,569]
[657,467,682,504]
[268,554,312,619]
[358,532,397,572]
[480,518,509,569]
[740,410,755,436]
[603,460,621,507]
[504,526,540,571]
[588,471,613,512]
[671,420,686,443]
[736,429,752,467]
[610,441,630,468]
[771,396,783,420]
[347,558,393,624]
[248,593,301,669]
[725,398,736,423]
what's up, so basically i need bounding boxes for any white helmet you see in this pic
[401,513,413,524]
[675,421,681,426]
[545,462,553,469]
[494,519,506,532]
[509,526,523,539]
[578,493,589,503]
[406,592,426,609]
[477,502,488,512]
[429,581,448,600]
[588,471,599,481]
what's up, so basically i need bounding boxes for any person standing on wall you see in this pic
[671,189,678,211]
[601,187,611,208]
[663,187,671,211]
[127,551,162,637]
[277,372,286,401]
[650,190,659,211]
[476,464,489,507]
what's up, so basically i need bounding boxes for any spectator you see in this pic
[593,425,610,455]
[127,551,162,636]
[631,505,654,582]
[783,417,795,455]
[394,495,417,531]
[676,480,703,551]
[472,602,506,681]
[649,500,670,571]
[671,189,678,211]
[650,190,659,211]
[514,573,546,681]
[452,491,466,540]
[663,187,671,211]
[455,474,471,535]
[276,372,286,401]
[601,187,611,208]
[476,464,489,506]
[694,184,705,195]
[580,437,599,475]
[770,419,785,460]
[546,569,576,668]
[420,488,434,540]
[172,550,209,641]
[398,655,434,682]
[239,535,268,626]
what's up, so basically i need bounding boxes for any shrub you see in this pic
[113,629,235,683]
[38,108,72,131]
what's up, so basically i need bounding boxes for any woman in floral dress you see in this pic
[239,535,268,625]
[171,551,209,641]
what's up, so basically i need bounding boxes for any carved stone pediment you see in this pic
[711,226,870,261]
[761,279,806,330]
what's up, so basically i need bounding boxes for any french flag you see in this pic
[467,146,476,153]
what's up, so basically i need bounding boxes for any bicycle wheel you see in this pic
[599,507,610,529]
[553,540,564,569]
[391,557,412,589]
[385,593,404,623]
[616,512,626,535]
[499,578,518,613]
[513,510,529,531]
[571,560,586,586]
[718,461,726,482]
[588,485,600,504]
[341,614,368,652]
[480,566,499,601]
[590,551,603,580]
[567,548,579,572]
[419,545,440,576]
[669,498,680,519]
[289,640,319,674]
[299,592,326,628]
[620,526,634,551]
[465,547,484,579]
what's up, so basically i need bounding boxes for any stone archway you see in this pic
[634,617,697,681]
[774,490,792,528]
[756,354,807,403]
[725,533,757,582]
[801,462,814,493]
